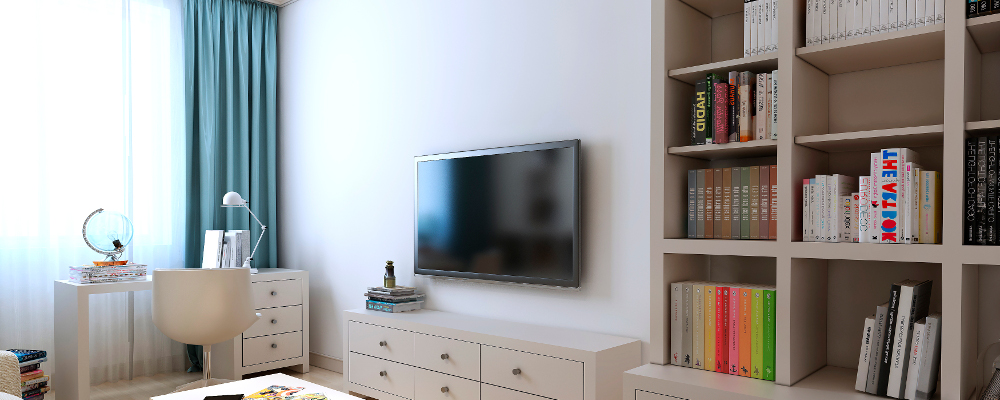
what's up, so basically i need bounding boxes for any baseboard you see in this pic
[309,352,342,373]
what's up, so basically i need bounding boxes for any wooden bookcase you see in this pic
[643,0,1000,397]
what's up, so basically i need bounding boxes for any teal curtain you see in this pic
[182,0,278,371]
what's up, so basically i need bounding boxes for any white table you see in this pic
[53,278,153,400]
[150,373,355,400]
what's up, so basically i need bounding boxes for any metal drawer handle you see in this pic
[379,371,387,377]
[271,343,277,349]
[440,353,449,360]
[440,387,449,393]
[379,341,388,347]
[271,291,277,296]
[271,319,277,324]
[512,368,521,376]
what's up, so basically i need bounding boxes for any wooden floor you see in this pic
[49,367,347,400]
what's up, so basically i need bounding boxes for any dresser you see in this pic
[213,269,309,380]
[344,309,641,400]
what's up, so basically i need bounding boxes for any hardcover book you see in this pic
[695,80,708,145]
[750,166,761,239]
[688,170,697,238]
[739,287,752,377]
[760,165,770,240]
[693,284,705,369]
[722,168,733,239]
[729,284,741,375]
[714,82,730,144]
[756,74,767,140]
[683,283,694,367]
[816,175,828,241]
[671,282,684,366]
[770,71,778,140]
[852,193,860,242]
[978,137,988,244]
[803,179,811,241]
[751,288,764,379]
[903,319,926,399]
[878,149,918,244]
[718,287,729,373]
[887,280,932,397]
[966,138,978,244]
[706,169,715,239]
[841,195,854,242]
[871,153,882,242]
[691,96,698,145]
[856,315,876,390]
[838,0,847,40]
[809,178,818,241]
[916,314,941,399]
[742,167,752,239]
[764,74,772,140]
[868,301,891,394]
[715,168,725,238]
[697,169,706,238]
[877,284,902,395]
[707,74,723,144]
[920,170,941,243]
[860,176,871,242]
[733,167,742,239]
[729,72,740,142]
[705,285,716,371]
[739,72,754,142]
[770,165,778,239]
[758,0,767,54]
[763,288,776,381]
[987,136,997,245]
[906,163,922,244]
[746,0,754,56]
[807,0,814,46]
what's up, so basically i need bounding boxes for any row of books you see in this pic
[9,350,48,400]
[968,0,1000,18]
[669,282,776,381]
[68,263,147,284]
[689,71,777,145]
[686,166,777,240]
[802,148,942,244]
[805,0,945,47]
[743,0,779,57]
[365,286,424,313]
[964,137,1000,245]
[853,280,940,400]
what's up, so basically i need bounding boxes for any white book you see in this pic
[751,0,759,55]
[822,0,831,43]
[816,175,828,241]
[879,0,889,33]
[919,171,941,243]
[877,149,907,244]
[826,174,836,242]
[846,0,855,38]
[868,302,891,394]
[898,0,907,31]
[904,319,926,399]
[758,0,767,54]
[856,316,876,391]
[671,282,684,366]
[840,195,854,242]
[816,0,825,43]
[830,175,857,242]
[859,176,871,243]
[771,70,778,139]
[807,0,814,46]
[927,0,936,26]
[838,0,847,40]
[888,280,933,397]
[915,0,925,26]
[870,153,882,243]
[765,73,772,139]
[906,0,916,29]
[915,314,941,400]
[863,0,872,35]
[745,0,753,56]
[757,73,767,140]
[933,0,943,24]
[829,0,838,41]
[887,0,898,32]
[899,149,920,243]
[202,230,225,269]
[771,0,778,52]
[803,179,812,241]
[909,164,922,244]
[763,0,771,54]
[854,0,863,36]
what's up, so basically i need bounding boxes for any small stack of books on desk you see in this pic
[69,264,147,284]
[365,286,424,313]
[8,349,49,400]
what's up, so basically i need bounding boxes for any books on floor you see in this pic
[687,165,777,240]
[366,286,424,313]
[690,71,777,146]
[8,350,48,400]
[854,281,939,399]
[807,0,944,47]
[801,148,941,244]
[669,281,776,381]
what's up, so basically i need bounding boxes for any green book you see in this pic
[751,288,763,379]
[763,288,776,381]
[741,167,751,239]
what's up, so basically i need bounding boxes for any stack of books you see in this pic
[744,0,779,57]
[687,165,778,240]
[968,0,998,19]
[805,0,944,47]
[669,282,776,381]
[690,71,777,145]
[365,286,424,313]
[68,264,147,284]
[854,280,940,399]
[964,137,1000,245]
[802,148,942,244]
[9,350,48,400]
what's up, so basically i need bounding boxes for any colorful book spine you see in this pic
[871,153,882,243]
[879,149,903,244]
[729,284,740,375]
[729,72,740,143]
[763,287,776,381]
[770,165,777,240]
[852,193,860,243]
[803,179,811,241]
[841,195,854,243]
[695,80,708,145]
[739,288,752,377]
[693,284,705,370]
[714,82,730,144]
[751,288,764,379]
[8,350,46,364]
[705,285,716,371]
[691,96,698,145]
[756,74,767,140]
[718,286,729,373]
[859,176,871,243]
[683,283,693,367]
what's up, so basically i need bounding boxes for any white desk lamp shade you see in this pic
[151,268,259,346]
[222,191,245,207]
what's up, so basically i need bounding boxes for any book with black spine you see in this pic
[887,280,933,397]
[993,0,1000,16]
[688,170,697,238]
[876,284,901,396]
[966,138,978,244]
[978,137,988,244]
[969,0,979,18]
[729,72,740,142]
[988,135,998,245]
[867,301,890,394]
[691,95,698,145]
[697,169,706,238]
[980,0,992,16]
[695,80,708,145]
[733,167,742,238]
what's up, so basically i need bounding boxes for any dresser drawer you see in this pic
[349,352,415,400]
[349,321,414,365]
[242,331,302,366]
[414,368,479,400]
[481,346,583,400]
[253,279,302,309]
[413,333,480,380]
[481,383,546,400]
[244,305,302,338]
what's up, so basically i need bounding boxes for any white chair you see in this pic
[152,268,259,392]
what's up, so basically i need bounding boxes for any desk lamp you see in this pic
[222,191,265,273]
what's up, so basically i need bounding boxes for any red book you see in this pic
[728,285,740,375]
[716,287,728,373]
[713,82,730,144]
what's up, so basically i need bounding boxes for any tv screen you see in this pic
[414,140,580,287]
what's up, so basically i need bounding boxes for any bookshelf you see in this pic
[644,0,987,396]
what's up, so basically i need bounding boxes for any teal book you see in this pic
[763,288,776,381]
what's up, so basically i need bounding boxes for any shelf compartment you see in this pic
[795,24,945,75]
[789,242,946,263]
[968,14,1000,54]
[668,54,780,85]
[794,125,944,153]
[966,119,1000,135]
[660,238,778,257]
[667,140,778,160]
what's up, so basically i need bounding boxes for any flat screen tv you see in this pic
[414,140,581,287]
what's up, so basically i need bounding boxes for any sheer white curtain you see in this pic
[0,0,187,385]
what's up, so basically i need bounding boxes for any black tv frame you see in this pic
[413,139,581,288]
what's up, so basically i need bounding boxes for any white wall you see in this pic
[277,0,652,362]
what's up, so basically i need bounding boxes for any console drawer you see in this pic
[414,368,479,400]
[253,279,302,309]
[244,305,302,338]
[242,331,302,366]
[481,383,546,400]
[349,353,415,400]
[349,321,414,365]
[481,345,583,400]
[413,333,480,380]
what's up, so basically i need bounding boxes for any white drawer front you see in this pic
[349,352,415,400]
[349,321,414,365]
[242,331,302,366]
[636,391,685,400]
[481,346,583,400]
[244,305,303,338]
[414,368,479,400]
[413,333,480,381]
[481,383,545,400]
[253,279,302,309]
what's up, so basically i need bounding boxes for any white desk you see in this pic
[150,373,351,400]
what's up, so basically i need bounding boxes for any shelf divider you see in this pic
[795,24,945,75]
[668,54,780,85]
[794,124,944,153]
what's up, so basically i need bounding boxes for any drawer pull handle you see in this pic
[512,368,521,376]
[379,341,388,347]
[271,343,277,348]
[440,387,449,393]
[379,371,387,377]
[271,291,277,296]
[440,353,449,360]
[271,319,277,324]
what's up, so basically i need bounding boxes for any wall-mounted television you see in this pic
[414,140,581,287]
